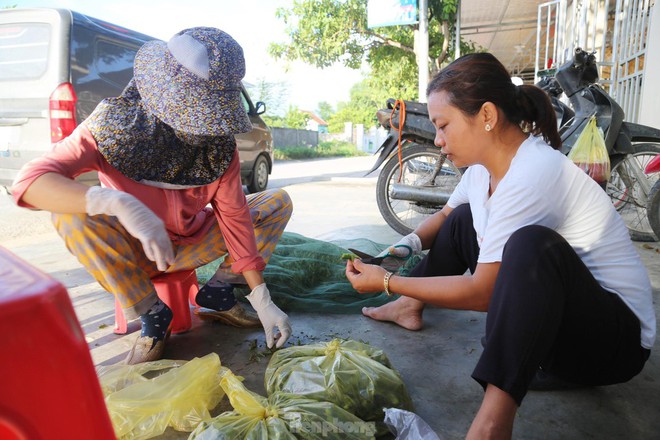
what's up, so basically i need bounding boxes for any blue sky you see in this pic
[2,0,365,112]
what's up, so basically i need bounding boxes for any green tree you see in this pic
[327,80,382,132]
[262,114,286,128]
[269,0,477,100]
[316,101,335,121]
[283,105,310,129]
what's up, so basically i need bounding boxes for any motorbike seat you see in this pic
[386,98,429,116]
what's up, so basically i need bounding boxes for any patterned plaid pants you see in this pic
[52,188,292,319]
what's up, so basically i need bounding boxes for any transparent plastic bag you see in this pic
[384,408,442,440]
[188,412,295,440]
[567,115,611,185]
[264,339,414,435]
[190,367,376,439]
[96,353,225,440]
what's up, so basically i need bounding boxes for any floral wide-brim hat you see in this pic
[134,27,252,136]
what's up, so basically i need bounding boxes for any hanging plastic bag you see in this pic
[383,408,443,440]
[264,339,414,436]
[96,353,225,440]
[190,367,376,439]
[567,115,611,185]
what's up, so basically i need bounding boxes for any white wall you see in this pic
[360,126,389,153]
[638,3,660,129]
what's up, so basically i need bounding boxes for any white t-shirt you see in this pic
[447,135,656,349]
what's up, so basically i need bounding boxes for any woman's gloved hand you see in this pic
[379,233,423,257]
[246,283,292,348]
[85,186,174,271]
[376,233,423,273]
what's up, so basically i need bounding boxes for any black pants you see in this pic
[410,204,650,405]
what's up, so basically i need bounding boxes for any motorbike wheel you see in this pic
[648,180,660,240]
[376,141,462,235]
[606,142,660,242]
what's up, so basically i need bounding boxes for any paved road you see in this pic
[268,155,377,188]
[0,187,54,245]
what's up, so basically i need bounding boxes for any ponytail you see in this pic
[516,85,561,149]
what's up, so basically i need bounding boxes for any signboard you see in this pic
[367,0,418,28]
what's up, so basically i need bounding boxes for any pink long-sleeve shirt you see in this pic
[12,124,265,274]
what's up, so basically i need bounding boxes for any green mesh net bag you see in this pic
[195,232,423,314]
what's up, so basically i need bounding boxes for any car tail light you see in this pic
[49,83,78,143]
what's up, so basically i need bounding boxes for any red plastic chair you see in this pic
[0,246,115,440]
[114,269,200,335]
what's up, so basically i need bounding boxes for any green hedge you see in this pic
[274,141,368,160]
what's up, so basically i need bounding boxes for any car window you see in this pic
[95,39,139,87]
[0,23,50,80]
[241,89,251,113]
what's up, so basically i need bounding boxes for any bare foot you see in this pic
[466,384,516,440]
[362,297,424,330]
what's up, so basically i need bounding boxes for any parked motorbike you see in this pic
[367,99,462,236]
[644,154,660,239]
[369,48,660,241]
[541,48,660,241]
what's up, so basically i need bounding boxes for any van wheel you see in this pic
[247,155,269,193]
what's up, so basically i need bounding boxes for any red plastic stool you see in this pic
[0,246,115,440]
[114,269,200,335]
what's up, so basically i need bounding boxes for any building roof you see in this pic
[303,111,328,126]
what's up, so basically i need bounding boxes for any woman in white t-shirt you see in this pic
[345,53,654,439]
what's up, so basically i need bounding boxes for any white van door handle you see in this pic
[0,118,29,126]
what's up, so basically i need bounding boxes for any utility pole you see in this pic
[455,0,461,59]
[417,0,429,102]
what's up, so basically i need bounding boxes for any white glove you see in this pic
[246,283,291,349]
[376,233,422,272]
[378,233,422,258]
[85,186,174,271]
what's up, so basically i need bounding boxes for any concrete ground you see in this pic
[2,156,659,439]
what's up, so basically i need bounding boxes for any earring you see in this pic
[485,124,492,132]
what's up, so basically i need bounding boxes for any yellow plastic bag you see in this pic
[96,353,225,440]
[567,115,611,185]
[190,367,376,439]
[264,339,414,435]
